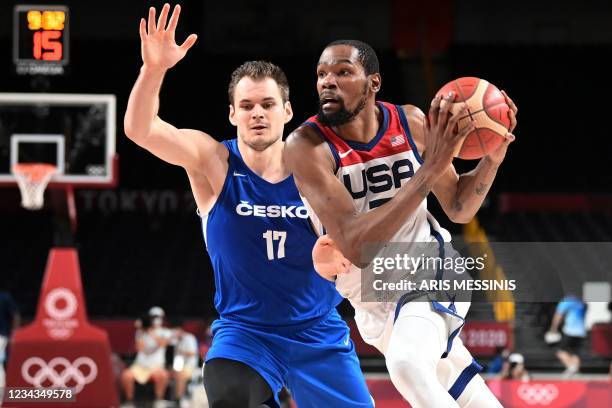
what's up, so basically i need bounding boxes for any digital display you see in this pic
[14,5,69,75]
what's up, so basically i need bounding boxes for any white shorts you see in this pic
[356,298,470,357]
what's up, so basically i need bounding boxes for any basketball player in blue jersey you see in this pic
[124,5,372,408]
[286,40,517,407]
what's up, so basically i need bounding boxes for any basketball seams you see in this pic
[469,82,488,157]
[464,103,508,128]
[437,77,508,159]
[451,78,472,123]
[473,110,508,135]
[483,103,511,129]
[451,77,479,100]
[472,127,488,158]
[455,79,489,158]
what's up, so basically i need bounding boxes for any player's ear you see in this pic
[284,101,293,124]
[228,104,237,126]
[370,73,381,94]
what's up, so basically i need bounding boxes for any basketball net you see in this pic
[12,163,57,210]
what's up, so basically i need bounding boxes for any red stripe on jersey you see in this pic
[304,101,414,167]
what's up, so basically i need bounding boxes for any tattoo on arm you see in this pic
[475,182,488,195]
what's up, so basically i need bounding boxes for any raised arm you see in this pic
[124,4,228,210]
[285,93,471,265]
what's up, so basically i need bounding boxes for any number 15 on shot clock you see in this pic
[13,5,69,75]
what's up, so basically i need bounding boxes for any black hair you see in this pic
[325,39,380,75]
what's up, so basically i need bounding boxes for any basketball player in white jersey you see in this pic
[285,40,517,407]
[124,6,373,407]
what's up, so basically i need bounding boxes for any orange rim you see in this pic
[13,163,57,182]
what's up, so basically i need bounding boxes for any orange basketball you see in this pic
[435,77,510,160]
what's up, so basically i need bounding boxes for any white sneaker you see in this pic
[152,400,167,408]
[120,402,136,408]
[562,365,579,379]
[179,398,191,408]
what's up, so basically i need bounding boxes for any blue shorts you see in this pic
[205,309,373,408]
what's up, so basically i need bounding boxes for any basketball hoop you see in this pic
[12,163,57,210]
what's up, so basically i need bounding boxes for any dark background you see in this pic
[1,0,611,319]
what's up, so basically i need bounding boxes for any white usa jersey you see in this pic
[302,101,452,350]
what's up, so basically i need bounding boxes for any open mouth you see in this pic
[321,96,340,109]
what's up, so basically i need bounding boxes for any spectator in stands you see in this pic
[0,290,20,392]
[502,353,530,381]
[147,306,174,342]
[121,314,170,408]
[487,346,511,376]
[149,306,167,328]
[547,294,587,378]
[169,318,198,407]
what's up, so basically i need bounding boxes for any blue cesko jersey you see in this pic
[201,139,342,328]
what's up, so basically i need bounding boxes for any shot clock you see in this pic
[13,5,69,75]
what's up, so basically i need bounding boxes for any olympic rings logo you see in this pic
[21,356,98,394]
[45,288,77,320]
[517,383,559,405]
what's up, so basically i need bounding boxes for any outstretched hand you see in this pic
[139,3,198,71]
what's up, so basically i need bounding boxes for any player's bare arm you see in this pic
[124,4,227,212]
[286,94,471,265]
[406,91,518,223]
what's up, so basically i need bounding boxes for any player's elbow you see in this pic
[123,115,153,142]
[345,248,377,269]
[447,205,475,224]
[324,229,359,267]
[123,119,143,141]
[339,233,369,268]
[333,223,381,268]
[450,212,474,224]
[343,249,363,268]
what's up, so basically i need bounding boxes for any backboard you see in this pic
[0,93,117,187]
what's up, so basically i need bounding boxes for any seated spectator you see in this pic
[487,346,511,376]
[169,318,199,407]
[121,314,170,408]
[502,353,530,382]
[148,306,173,337]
